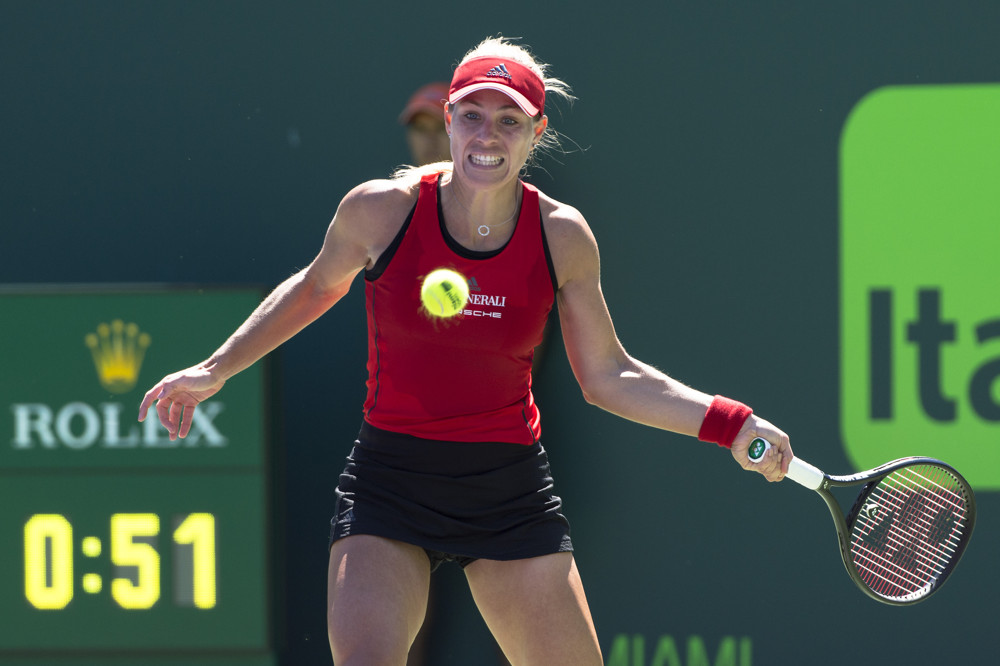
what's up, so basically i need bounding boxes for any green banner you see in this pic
[840,85,1000,489]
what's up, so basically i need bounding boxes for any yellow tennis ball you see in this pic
[420,268,469,318]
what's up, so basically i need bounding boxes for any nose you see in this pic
[476,118,500,143]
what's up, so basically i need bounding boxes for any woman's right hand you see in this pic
[138,364,226,440]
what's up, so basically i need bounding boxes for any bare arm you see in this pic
[543,197,791,480]
[138,179,414,439]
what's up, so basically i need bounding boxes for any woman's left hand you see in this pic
[731,416,792,482]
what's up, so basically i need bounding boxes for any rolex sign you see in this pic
[0,286,266,470]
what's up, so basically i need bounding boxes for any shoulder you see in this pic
[334,176,423,244]
[337,176,422,222]
[536,188,599,289]
[317,175,427,271]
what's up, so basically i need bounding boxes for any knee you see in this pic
[328,605,412,666]
[328,629,410,666]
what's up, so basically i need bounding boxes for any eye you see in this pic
[463,111,481,121]
[501,117,518,126]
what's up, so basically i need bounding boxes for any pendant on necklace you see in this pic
[477,225,491,237]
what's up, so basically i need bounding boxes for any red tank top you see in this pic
[362,172,556,444]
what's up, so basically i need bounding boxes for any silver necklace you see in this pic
[450,184,520,237]
[477,211,516,237]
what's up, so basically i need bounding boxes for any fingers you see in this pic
[762,431,793,479]
[169,400,186,439]
[155,394,177,439]
[137,384,163,422]
[155,395,199,441]
[777,438,793,475]
[141,378,196,440]
[735,418,791,482]
[754,446,785,482]
[178,400,197,439]
[138,365,219,440]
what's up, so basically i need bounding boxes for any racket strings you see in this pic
[858,472,965,587]
[873,471,966,560]
[848,465,971,600]
[852,469,968,594]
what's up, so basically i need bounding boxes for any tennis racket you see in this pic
[748,438,975,605]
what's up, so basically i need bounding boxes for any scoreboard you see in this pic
[0,286,275,665]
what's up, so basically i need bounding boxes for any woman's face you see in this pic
[446,89,545,190]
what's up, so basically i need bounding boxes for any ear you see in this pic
[533,115,548,144]
[444,103,453,135]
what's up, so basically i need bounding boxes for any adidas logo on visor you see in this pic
[485,64,512,81]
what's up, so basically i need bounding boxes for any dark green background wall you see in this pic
[3,1,998,664]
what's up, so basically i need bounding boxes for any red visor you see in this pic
[448,56,545,117]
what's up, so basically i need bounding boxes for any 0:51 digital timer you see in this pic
[25,512,217,611]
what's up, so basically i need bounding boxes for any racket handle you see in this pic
[747,438,825,490]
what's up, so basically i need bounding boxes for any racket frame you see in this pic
[796,455,976,605]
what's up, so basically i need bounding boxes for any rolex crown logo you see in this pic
[85,320,151,394]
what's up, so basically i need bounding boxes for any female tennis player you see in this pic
[139,36,792,666]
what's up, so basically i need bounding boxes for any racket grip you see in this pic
[785,457,824,490]
[747,438,825,489]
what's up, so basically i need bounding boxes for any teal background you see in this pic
[2,2,999,664]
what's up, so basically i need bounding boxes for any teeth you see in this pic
[470,154,503,166]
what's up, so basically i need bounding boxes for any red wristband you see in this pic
[697,395,753,448]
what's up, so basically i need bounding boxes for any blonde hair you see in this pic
[392,36,575,181]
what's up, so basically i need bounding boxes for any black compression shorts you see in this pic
[329,422,573,569]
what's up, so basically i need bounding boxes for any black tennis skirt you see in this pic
[329,422,573,566]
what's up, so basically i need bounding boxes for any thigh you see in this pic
[464,553,603,666]
[327,535,431,665]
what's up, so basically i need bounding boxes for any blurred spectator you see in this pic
[399,82,451,166]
